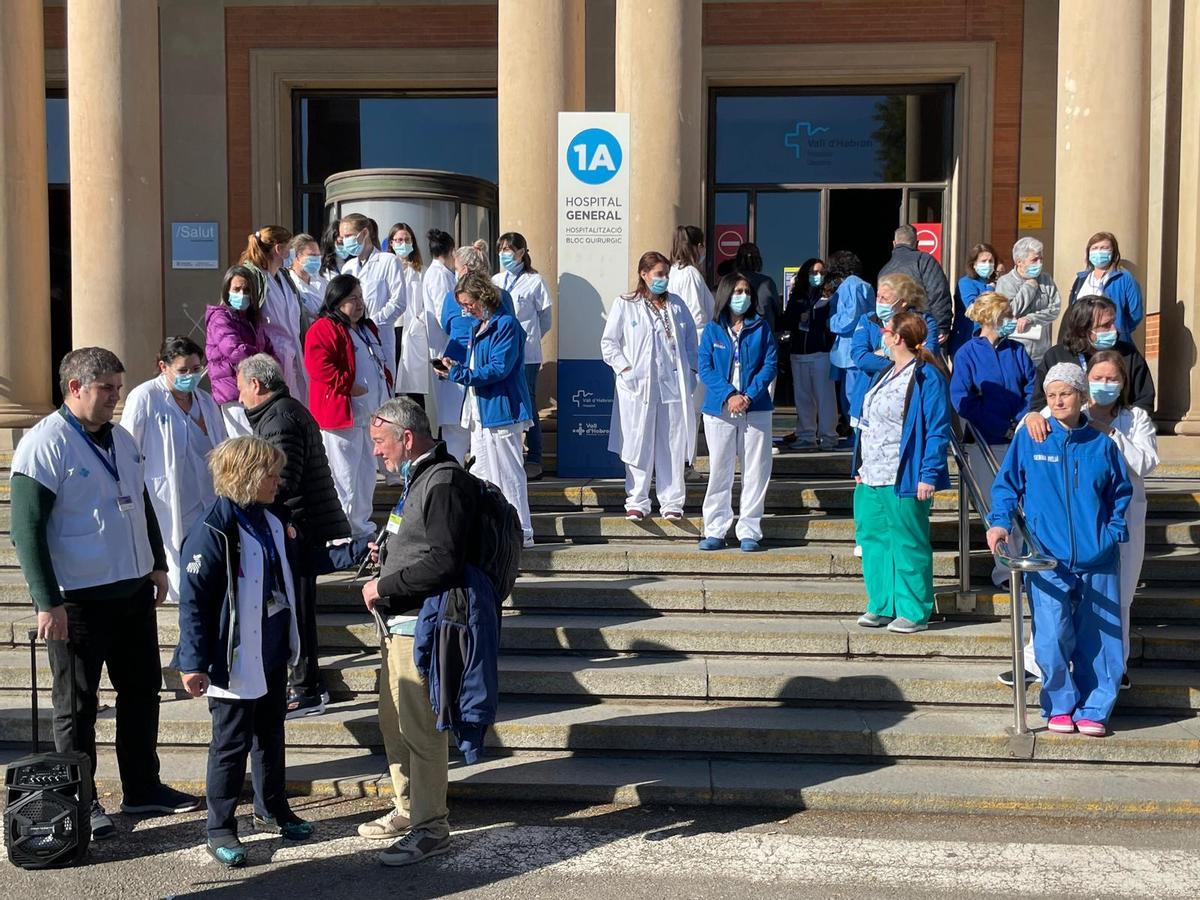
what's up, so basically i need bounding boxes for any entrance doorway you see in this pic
[827,188,902,284]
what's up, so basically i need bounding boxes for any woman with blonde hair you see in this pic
[239,225,307,401]
[173,436,312,866]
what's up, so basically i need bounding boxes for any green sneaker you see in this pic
[206,837,247,868]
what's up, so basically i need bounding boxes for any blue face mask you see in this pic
[499,251,520,272]
[172,372,202,393]
[975,261,995,279]
[284,252,294,269]
[301,256,321,275]
[996,319,1017,339]
[393,241,413,258]
[1089,249,1113,268]
[882,339,894,360]
[1092,329,1118,350]
[730,293,753,316]
[338,236,361,259]
[1088,381,1121,406]
[649,276,669,295]
[228,291,249,311]
[1024,262,1043,279]
[809,272,824,287]
[399,458,412,480]
[876,302,895,323]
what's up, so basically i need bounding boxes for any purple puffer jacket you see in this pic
[205,304,276,404]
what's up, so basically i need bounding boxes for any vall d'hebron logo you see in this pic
[572,422,608,438]
[784,120,872,166]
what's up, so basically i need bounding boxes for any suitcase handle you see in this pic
[28,628,79,756]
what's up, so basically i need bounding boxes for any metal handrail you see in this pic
[948,416,1056,736]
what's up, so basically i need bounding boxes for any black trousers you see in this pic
[287,573,324,695]
[206,665,289,837]
[47,582,163,799]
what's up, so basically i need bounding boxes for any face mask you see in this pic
[228,291,249,311]
[1092,329,1118,350]
[1089,249,1113,268]
[283,252,294,268]
[730,293,752,316]
[499,251,520,272]
[1024,262,1043,279]
[399,458,412,480]
[172,371,203,393]
[393,241,413,258]
[975,261,995,279]
[338,236,361,259]
[996,319,1017,339]
[809,272,824,287]
[1088,381,1121,406]
[882,339,894,360]
[876,302,895,323]
[649,276,669,295]
[301,256,321,275]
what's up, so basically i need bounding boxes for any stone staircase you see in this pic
[2,418,1200,818]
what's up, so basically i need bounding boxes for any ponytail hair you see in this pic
[890,310,948,376]
[498,231,537,274]
[239,225,292,270]
[454,241,490,277]
[670,225,705,270]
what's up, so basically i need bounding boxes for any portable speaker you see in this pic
[5,630,92,869]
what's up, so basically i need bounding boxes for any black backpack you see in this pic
[469,474,523,602]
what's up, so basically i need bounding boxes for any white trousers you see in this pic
[1119,496,1147,666]
[624,398,688,515]
[702,409,773,541]
[789,352,838,445]
[470,421,533,541]
[322,425,377,537]
[441,423,470,465]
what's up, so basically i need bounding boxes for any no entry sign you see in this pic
[714,224,747,266]
[914,222,943,265]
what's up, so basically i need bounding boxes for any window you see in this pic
[293,92,498,235]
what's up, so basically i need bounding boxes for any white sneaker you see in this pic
[853,545,863,558]
[358,808,411,840]
[522,536,535,549]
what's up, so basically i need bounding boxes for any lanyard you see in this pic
[233,507,286,593]
[353,324,387,379]
[644,298,676,356]
[64,410,120,483]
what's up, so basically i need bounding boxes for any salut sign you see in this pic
[171,221,219,270]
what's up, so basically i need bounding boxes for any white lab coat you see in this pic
[668,263,715,331]
[422,259,464,427]
[259,268,308,400]
[289,269,329,323]
[397,264,430,394]
[120,376,226,602]
[601,293,699,466]
[342,248,406,378]
[492,268,553,365]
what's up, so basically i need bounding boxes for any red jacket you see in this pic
[304,316,392,430]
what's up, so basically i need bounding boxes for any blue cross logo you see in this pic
[784,121,830,160]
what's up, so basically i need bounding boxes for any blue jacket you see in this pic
[988,416,1132,571]
[1068,267,1144,340]
[698,311,778,416]
[848,311,940,418]
[445,309,533,428]
[851,360,952,497]
[828,275,875,369]
[441,287,516,354]
[413,563,501,765]
[949,335,1036,445]
[949,275,993,354]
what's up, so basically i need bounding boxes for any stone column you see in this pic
[498,0,585,413]
[615,0,704,272]
[0,1,53,429]
[1052,0,1149,334]
[67,0,163,383]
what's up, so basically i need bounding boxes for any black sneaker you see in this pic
[286,691,327,719]
[1120,673,1132,691]
[91,800,116,840]
[121,783,203,815]
[996,669,1038,687]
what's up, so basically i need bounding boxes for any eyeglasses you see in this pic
[370,415,397,429]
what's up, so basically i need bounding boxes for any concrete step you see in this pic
[15,745,1198,820]
[1,694,1196,765]
[1,647,1195,711]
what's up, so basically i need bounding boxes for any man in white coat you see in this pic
[601,253,699,520]
[121,336,226,603]
[338,213,406,376]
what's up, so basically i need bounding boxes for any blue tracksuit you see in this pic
[847,311,940,418]
[988,417,1133,723]
[949,275,993,354]
[698,311,777,416]
[949,335,1036,445]
[1068,267,1144,342]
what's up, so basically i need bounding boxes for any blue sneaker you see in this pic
[698,537,725,551]
[739,539,763,552]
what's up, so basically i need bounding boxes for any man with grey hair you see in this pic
[878,223,953,345]
[238,353,351,718]
[995,236,1062,363]
[10,347,201,840]
[359,396,478,865]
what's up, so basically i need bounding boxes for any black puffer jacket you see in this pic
[244,389,350,546]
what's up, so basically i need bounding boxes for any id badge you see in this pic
[386,511,402,534]
[117,494,135,513]
[267,589,289,617]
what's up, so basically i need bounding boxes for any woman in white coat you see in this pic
[337,213,406,379]
[667,225,715,331]
[493,231,552,479]
[602,250,699,521]
[240,225,307,402]
[422,228,467,461]
[389,222,428,399]
[285,233,328,328]
[121,336,227,602]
